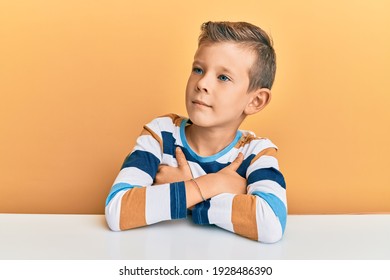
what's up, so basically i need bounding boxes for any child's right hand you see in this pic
[212,152,247,195]
[185,152,247,207]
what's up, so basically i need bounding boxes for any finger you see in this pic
[226,152,244,171]
[175,147,189,167]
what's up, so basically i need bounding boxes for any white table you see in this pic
[0,214,389,259]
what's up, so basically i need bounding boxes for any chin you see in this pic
[187,111,212,127]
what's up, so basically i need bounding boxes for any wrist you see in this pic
[195,173,221,198]
[190,178,206,202]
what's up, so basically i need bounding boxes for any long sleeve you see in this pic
[105,117,187,231]
[191,146,287,243]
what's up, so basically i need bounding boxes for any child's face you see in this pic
[185,42,255,131]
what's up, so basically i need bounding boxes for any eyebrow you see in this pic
[193,60,235,76]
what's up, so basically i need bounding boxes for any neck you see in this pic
[185,123,239,157]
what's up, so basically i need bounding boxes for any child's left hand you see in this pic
[154,147,193,184]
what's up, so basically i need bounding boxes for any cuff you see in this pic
[169,181,187,219]
[191,200,211,225]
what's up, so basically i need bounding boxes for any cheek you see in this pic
[185,77,195,92]
[219,92,249,110]
[185,80,192,96]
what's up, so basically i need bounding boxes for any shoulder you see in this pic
[236,130,278,156]
[144,113,187,134]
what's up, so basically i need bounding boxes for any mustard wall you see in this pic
[1,0,389,214]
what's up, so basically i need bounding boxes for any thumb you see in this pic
[226,152,244,171]
[175,147,189,167]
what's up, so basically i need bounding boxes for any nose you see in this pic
[195,75,209,93]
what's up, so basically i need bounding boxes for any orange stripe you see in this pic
[173,116,184,127]
[119,188,147,230]
[157,113,185,127]
[234,133,266,149]
[165,114,183,126]
[164,113,184,127]
[232,194,258,240]
[250,147,277,165]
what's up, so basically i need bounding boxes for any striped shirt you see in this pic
[105,114,287,243]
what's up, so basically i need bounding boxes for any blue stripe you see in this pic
[192,200,211,225]
[183,149,228,173]
[169,181,187,219]
[105,182,134,206]
[121,150,160,179]
[162,131,176,156]
[247,167,286,189]
[253,192,287,233]
[236,154,256,178]
[176,147,252,178]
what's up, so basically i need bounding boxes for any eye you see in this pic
[218,74,231,82]
[192,67,203,75]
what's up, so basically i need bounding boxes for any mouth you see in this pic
[192,100,212,108]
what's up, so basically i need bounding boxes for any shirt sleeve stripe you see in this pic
[105,182,134,206]
[113,167,153,188]
[121,150,160,179]
[232,194,258,240]
[169,181,187,219]
[141,127,163,150]
[247,167,286,189]
[162,131,176,156]
[248,180,287,205]
[192,200,211,224]
[119,187,147,230]
[253,191,287,234]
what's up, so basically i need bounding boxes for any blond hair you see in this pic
[198,21,276,90]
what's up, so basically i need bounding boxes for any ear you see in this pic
[244,88,272,115]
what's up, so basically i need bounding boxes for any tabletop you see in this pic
[0,214,389,260]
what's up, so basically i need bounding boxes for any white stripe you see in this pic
[159,154,207,178]
[133,134,162,160]
[161,153,177,166]
[144,121,163,142]
[255,197,283,243]
[248,180,287,205]
[215,149,239,164]
[145,184,172,224]
[156,116,180,132]
[172,122,182,144]
[105,190,127,231]
[246,155,280,176]
[188,161,207,178]
[113,167,153,187]
[214,139,277,165]
[241,139,277,156]
[208,193,234,232]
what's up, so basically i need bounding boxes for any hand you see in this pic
[208,152,247,195]
[154,147,193,184]
[185,153,246,207]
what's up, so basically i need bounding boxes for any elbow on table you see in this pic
[258,230,283,244]
[256,214,286,243]
[104,201,122,232]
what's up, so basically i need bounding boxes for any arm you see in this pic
[156,150,246,208]
[105,124,187,231]
[184,153,246,207]
[191,148,287,243]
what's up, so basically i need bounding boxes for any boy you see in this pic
[105,21,286,243]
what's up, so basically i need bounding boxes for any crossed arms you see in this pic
[105,122,287,243]
[155,147,246,208]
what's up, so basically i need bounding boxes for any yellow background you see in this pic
[1,0,389,214]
